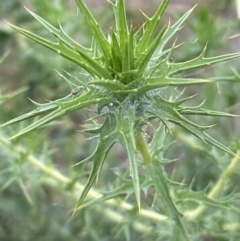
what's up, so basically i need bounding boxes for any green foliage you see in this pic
[1,0,240,240]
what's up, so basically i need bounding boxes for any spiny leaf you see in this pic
[110,0,129,51]
[137,25,167,77]
[178,107,238,117]
[0,100,58,127]
[121,132,141,209]
[146,162,191,241]
[110,29,122,72]
[148,43,175,77]
[181,123,239,158]
[126,27,136,82]
[112,103,141,209]
[88,79,126,91]
[171,93,198,107]
[173,186,239,212]
[24,7,91,54]
[128,26,135,71]
[73,131,118,213]
[7,90,109,139]
[122,34,131,76]
[75,48,113,79]
[148,97,238,158]
[110,1,135,84]
[75,0,111,61]
[55,70,80,89]
[73,114,119,211]
[148,123,167,152]
[77,181,133,210]
[153,6,196,57]
[6,22,111,79]
[169,49,240,76]
[136,0,169,54]
[138,76,212,94]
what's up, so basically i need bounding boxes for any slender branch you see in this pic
[0,136,169,227]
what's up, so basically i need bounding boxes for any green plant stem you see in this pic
[0,136,169,226]
[135,131,152,164]
[95,206,153,233]
[185,150,240,219]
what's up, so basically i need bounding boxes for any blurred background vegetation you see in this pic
[1,0,240,240]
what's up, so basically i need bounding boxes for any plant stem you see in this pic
[0,136,169,226]
[135,131,152,164]
[185,150,240,218]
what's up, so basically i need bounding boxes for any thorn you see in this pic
[200,43,208,58]
[27,97,40,105]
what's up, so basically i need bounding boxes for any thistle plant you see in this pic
[2,0,240,240]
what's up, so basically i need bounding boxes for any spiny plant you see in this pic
[2,0,240,240]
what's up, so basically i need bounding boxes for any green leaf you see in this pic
[110,29,122,72]
[148,123,168,155]
[153,6,196,56]
[128,26,135,72]
[169,48,240,76]
[0,101,58,127]
[137,25,167,77]
[173,187,239,212]
[88,79,126,91]
[75,0,111,61]
[6,89,109,139]
[120,130,140,209]
[73,133,118,213]
[146,161,191,241]
[178,107,238,117]
[73,113,119,211]
[25,7,91,54]
[138,76,212,94]
[77,181,133,210]
[110,0,129,51]
[111,102,141,209]
[136,0,169,55]
[6,22,111,79]
[121,30,131,78]
[147,95,238,158]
